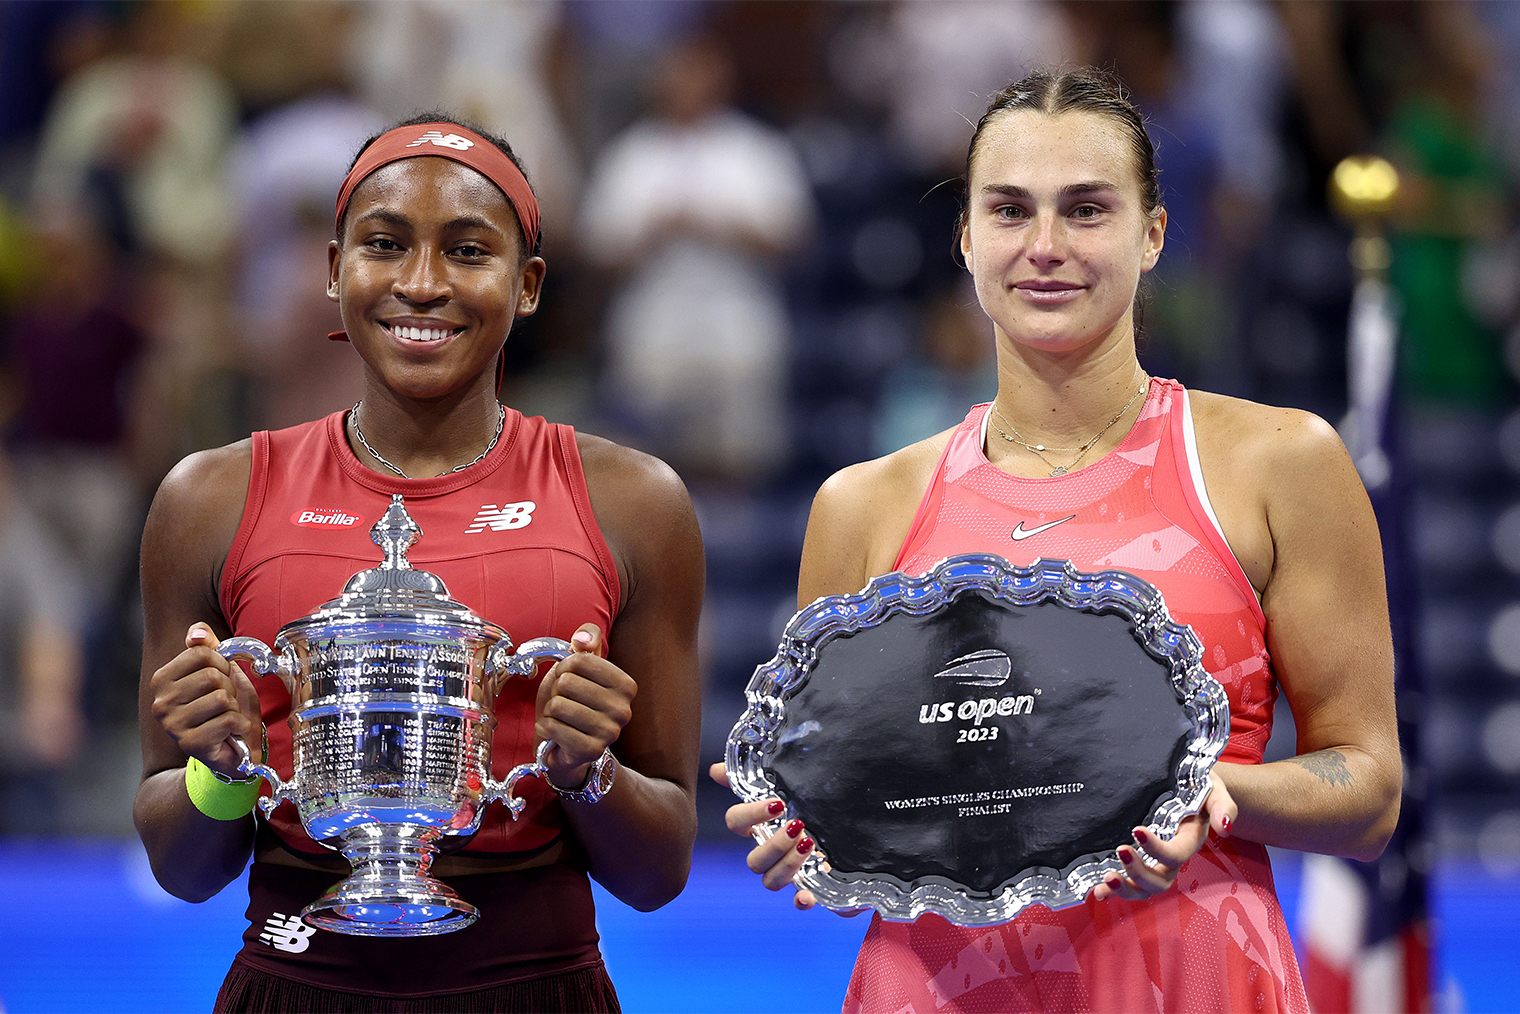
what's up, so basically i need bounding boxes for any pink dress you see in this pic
[842,379,1308,1013]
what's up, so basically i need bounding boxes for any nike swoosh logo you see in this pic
[1011,515,1077,541]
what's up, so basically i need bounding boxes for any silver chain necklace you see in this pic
[350,401,505,479]
[989,376,1149,477]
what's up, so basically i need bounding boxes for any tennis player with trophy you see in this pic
[134,115,703,1012]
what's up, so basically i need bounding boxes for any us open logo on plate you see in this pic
[291,508,364,529]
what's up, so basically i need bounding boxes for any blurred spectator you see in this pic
[0,194,33,311]
[874,279,996,456]
[28,1,235,264]
[830,0,1078,174]
[23,0,246,492]
[0,1,116,202]
[563,0,713,157]
[579,33,813,483]
[221,0,382,434]
[1076,0,1290,392]
[219,0,354,121]
[228,94,381,432]
[1377,2,1508,407]
[1,220,144,616]
[1175,0,1289,227]
[348,0,581,237]
[1280,1,1509,409]
[0,446,87,834]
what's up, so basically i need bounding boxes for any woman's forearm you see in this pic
[133,769,257,903]
[1215,749,1401,861]
[560,767,696,911]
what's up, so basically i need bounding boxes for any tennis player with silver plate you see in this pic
[726,553,1230,927]
[215,495,572,937]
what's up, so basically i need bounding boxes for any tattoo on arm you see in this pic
[1285,749,1354,788]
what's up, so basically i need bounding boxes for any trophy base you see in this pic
[303,880,477,937]
[304,823,478,937]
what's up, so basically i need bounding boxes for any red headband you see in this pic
[329,123,541,354]
[334,122,540,253]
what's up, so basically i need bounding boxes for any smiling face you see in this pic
[327,157,545,401]
[959,109,1165,359]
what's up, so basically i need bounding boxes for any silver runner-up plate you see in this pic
[725,554,1230,926]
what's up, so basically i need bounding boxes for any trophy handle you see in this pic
[216,636,297,816]
[482,740,553,822]
[217,635,293,694]
[490,636,574,679]
[227,734,296,817]
[479,638,572,819]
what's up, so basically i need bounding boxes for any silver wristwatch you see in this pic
[548,748,618,804]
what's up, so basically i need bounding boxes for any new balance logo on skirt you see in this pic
[466,502,536,533]
[258,912,317,953]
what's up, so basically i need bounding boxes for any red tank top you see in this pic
[845,379,1308,1013]
[221,408,619,856]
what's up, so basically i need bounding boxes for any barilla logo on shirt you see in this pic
[291,508,364,529]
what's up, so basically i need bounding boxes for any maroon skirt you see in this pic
[219,861,616,1010]
[215,958,620,1013]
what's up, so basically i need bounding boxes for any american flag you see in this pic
[1299,276,1432,1012]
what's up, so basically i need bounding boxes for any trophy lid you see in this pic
[280,495,504,639]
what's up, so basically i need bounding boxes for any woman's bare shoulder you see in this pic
[140,440,254,629]
[149,441,254,530]
[815,429,951,523]
[1188,389,1348,473]
[575,431,688,502]
[1184,391,1362,592]
[573,430,703,612]
[574,431,698,543]
[800,429,953,601]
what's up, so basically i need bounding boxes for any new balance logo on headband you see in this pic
[406,130,475,151]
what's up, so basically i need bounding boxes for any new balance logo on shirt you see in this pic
[466,501,536,533]
[406,130,474,151]
[258,913,317,953]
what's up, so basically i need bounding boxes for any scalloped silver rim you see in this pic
[725,553,1230,927]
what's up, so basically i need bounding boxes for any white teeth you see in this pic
[392,325,451,342]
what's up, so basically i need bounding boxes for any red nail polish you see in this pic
[798,837,815,855]
[785,819,804,838]
[766,800,785,816]
[1133,827,1150,844]
[1220,815,1232,836]
[1117,847,1135,863]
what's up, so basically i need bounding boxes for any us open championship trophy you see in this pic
[726,554,1230,926]
[216,494,571,937]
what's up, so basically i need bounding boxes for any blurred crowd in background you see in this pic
[0,0,1517,877]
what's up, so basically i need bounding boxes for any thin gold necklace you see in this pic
[989,376,1149,477]
[350,401,505,479]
